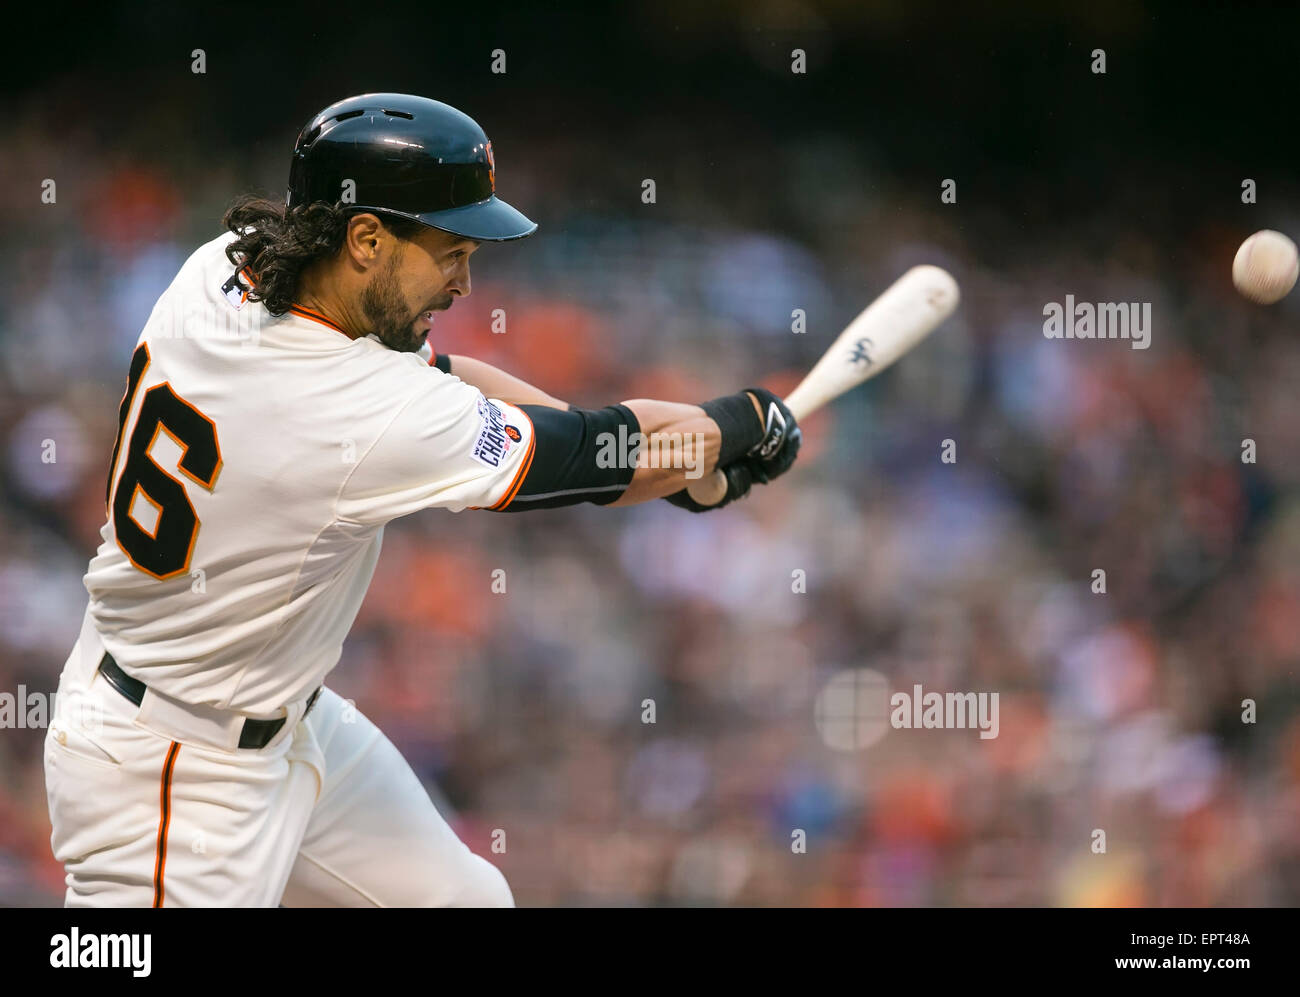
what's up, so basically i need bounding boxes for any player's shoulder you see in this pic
[355,339,470,404]
[350,346,489,446]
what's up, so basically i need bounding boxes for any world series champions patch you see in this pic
[471,397,514,468]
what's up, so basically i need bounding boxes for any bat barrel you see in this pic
[686,265,959,506]
[782,265,959,422]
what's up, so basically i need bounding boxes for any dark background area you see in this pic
[10,3,1300,233]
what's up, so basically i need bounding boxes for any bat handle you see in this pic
[685,466,730,506]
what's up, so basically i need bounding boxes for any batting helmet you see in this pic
[286,93,537,242]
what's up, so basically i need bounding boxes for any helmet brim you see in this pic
[414,195,537,242]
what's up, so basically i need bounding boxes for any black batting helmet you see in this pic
[286,93,537,242]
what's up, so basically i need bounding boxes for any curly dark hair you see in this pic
[221,195,424,315]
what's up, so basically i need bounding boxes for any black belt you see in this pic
[97,652,321,750]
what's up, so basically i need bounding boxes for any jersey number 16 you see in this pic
[106,344,223,580]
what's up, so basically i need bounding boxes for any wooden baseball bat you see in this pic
[685,264,959,505]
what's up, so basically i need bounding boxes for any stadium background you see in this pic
[2,1,1299,905]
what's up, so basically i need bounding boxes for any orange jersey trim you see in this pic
[152,741,181,908]
[287,304,352,339]
[488,407,537,511]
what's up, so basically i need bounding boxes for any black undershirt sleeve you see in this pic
[492,403,639,511]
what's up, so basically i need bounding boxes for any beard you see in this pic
[359,250,450,353]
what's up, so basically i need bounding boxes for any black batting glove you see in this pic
[663,386,801,512]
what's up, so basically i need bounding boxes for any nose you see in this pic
[446,259,471,298]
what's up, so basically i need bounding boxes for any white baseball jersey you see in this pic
[84,232,536,715]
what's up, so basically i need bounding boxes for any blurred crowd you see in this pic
[2,86,1299,907]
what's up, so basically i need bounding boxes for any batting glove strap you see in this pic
[700,388,776,467]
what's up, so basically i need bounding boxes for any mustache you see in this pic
[422,294,454,313]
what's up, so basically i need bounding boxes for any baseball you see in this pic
[1232,229,1299,305]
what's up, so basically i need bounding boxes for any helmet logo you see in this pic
[485,140,496,191]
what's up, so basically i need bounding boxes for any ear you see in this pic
[343,213,387,268]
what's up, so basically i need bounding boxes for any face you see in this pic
[360,224,478,353]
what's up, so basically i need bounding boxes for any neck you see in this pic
[295,265,366,339]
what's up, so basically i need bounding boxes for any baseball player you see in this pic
[43,93,801,907]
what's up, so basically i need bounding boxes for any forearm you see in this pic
[490,387,770,513]
[446,354,569,410]
[608,394,762,506]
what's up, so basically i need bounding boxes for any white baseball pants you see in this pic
[43,618,512,907]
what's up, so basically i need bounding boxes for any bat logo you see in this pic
[848,337,875,367]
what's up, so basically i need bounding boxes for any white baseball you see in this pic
[1232,230,1299,305]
